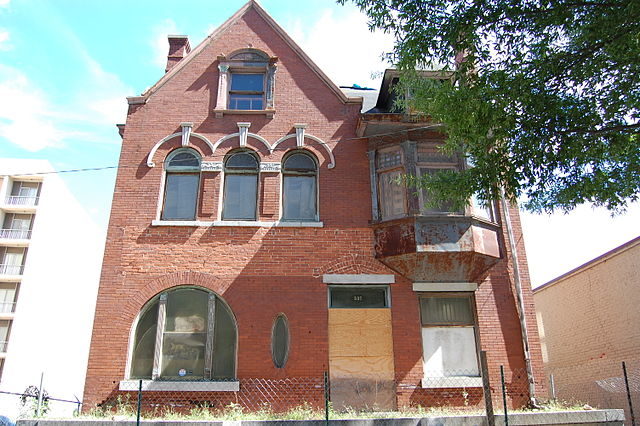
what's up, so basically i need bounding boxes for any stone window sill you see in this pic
[119,380,239,392]
[421,376,483,388]
[213,109,275,118]
[151,220,323,228]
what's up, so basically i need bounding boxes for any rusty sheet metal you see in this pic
[373,217,501,282]
[373,221,416,257]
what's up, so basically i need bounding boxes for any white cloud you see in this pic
[76,55,130,126]
[0,58,131,151]
[151,19,179,69]
[0,0,9,8]
[289,9,395,88]
[0,65,65,151]
[0,29,10,51]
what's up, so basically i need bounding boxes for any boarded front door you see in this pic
[328,286,396,411]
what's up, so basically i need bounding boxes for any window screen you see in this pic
[329,287,388,308]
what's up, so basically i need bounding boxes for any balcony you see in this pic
[0,229,31,240]
[5,196,39,207]
[0,264,24,276]
[0,302,15,314]
[373,215,501,283]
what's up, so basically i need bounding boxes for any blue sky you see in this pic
[0,0,638,286]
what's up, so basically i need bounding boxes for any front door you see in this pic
[328,286,396,411]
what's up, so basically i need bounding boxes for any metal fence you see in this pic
[6,361,637,424]
[549,360,638,426]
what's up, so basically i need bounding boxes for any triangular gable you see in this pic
[131,0,361,106]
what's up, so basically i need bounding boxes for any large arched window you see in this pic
[129,287,237,380]
[161,149,201,220]
[282,152,317,221]
[222,151,259,220]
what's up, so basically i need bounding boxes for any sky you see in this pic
[0,0,638,288]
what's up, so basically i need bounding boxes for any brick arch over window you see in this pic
[314,253,392,277]
[123,272,232,323]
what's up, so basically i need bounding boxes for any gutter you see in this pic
[500,191,537,406]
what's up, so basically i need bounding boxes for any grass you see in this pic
[74,398,595,422]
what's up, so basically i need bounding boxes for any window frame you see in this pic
[327,285,391,309]
[228,72,266,111]
[271,313,290,369]
[281,150,319,222]
[376,146,407,221]
[126,286,238,382]
[418,293,482,386]
[214,49,277,117]
[159,148,202,221]
[221,150,260,221]
[415,142,464,215]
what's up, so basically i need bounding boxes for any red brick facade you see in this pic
[82,1,545,412]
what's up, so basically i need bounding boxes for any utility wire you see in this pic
[3,122,446,177]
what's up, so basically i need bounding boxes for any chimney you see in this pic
[166,35,191,73]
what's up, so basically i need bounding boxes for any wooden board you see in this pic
[328,308,396,410]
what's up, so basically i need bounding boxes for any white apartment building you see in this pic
[0,159,103,419]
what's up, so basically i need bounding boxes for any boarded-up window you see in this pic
[419,295,479,378]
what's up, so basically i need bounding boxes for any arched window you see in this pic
[282,152,317,221]
[129,287,237,380]
[271,314,289,368]
[222,151,259,220]
[161,149,201,220]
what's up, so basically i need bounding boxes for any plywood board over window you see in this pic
[328,306,396,411]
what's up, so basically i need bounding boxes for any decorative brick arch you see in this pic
[314,252,392,277]
[122,271,232,326]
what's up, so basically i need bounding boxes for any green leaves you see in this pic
[342,0,640,212]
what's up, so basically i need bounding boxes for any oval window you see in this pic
[271,314,289,368]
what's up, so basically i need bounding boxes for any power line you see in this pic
[3,123,446,177]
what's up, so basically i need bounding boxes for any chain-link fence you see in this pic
[549,360,638,426]
[9,362,634,424]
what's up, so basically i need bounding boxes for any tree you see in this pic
[340,0,640,212]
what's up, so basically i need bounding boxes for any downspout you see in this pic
[500,190,537,406]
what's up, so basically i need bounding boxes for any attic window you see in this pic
[214,49,277,118]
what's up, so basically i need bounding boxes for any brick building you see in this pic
[534,236,640,416]
[83,1,545,412]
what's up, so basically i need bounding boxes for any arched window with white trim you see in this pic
[222,150,259,220]
[282,151,318,221]
[129,287,237,380]
[161,149,201,220]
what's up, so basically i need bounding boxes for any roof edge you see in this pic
[139,1,255,99]
[134,0,359,107]
[249,1,353,104]
[533,235,640,293]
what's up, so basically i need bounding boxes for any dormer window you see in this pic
[214,49,277,117]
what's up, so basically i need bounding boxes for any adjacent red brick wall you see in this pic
[83,5,545,412]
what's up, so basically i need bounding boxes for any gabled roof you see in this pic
[129,0,361,105]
